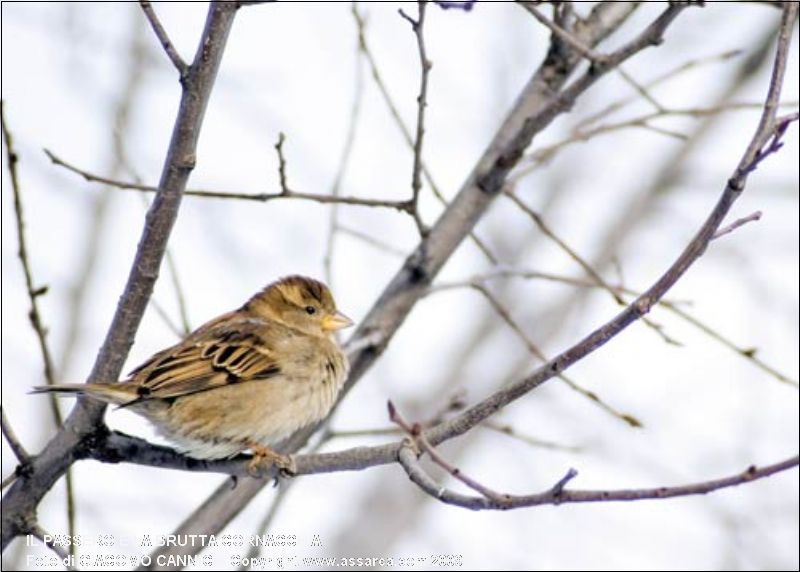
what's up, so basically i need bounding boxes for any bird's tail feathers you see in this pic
[30,383,138,406]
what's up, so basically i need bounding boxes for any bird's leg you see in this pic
[245,440,297,478]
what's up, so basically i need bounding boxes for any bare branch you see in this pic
[420,0,797,456]
[389,401,512,503]
[518,103,798,176]
[324,28,366,285]
[44,147,415,214]
[712,210,763,240]
[1,103,59,397]
[615,65,667,113]
[164,250,192,336]
[481,421,581,453]
[148,2,686,548]
[1,407,29,465]
[430,269,798,388]
[2,3,240,550]
[471,282,642,427]
[139,1,188,77]
[400,1,432,236]
[397,450,798,511]
[505,188,681,346]
[352,3,498,263]
[29,524,76,570]
[1,102,79,540]
[518,1,606,64]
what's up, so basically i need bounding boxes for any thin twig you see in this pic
[1,407,29,464]
[1,4,241,550]
[29,524,77,570]
[44,147,415,213]
[1,474,19,491]
[389,401,512,504]
[429,269,798,387]
[516,102,798,177]
[337,224,408,257]
[472,283,642,427]
[1,103,80,549]
[324,17,365,286]
[238,480,296,569]
[273,132,290,194]
[505,188,682,346]
[352,4,498,263]
[712,210,763,240]
[139,1,188,77]
[482,421,582,453]
[661,299,798,388]
[397,448,797,510]
[518,1,606,64]
[164,250,192,336]
[149,295,189,339]
[2,104,59,395]
[400,1,432,236]
[616,65,666,113]
[579,49,742,129]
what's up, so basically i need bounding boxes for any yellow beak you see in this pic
[322,311,354,332]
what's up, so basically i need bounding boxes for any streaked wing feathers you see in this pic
[126,319,282,401]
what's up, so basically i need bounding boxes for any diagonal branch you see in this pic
[423,0,797,453]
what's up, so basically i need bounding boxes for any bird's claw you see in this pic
[246,442,296,479]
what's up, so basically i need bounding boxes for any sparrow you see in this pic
[33,275,352,476]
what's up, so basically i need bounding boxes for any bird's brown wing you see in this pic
[125,317,282,402]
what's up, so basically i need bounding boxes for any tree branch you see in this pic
[43,148,415,214]
[139,1,189,77]
[1,3,240,551]
[397,449,798,510]
[130,6,704,561]
[400,0,432,236]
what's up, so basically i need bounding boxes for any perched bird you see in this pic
[33,275,352,475]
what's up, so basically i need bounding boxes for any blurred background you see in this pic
[2,2,798,570]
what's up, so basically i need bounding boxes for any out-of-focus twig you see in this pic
[324,13,366,286]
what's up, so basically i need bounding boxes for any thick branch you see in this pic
[62,431,800,513]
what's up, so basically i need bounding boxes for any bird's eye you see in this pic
[305,306,317,315]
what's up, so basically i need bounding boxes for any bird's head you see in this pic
[247,275,353,337]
